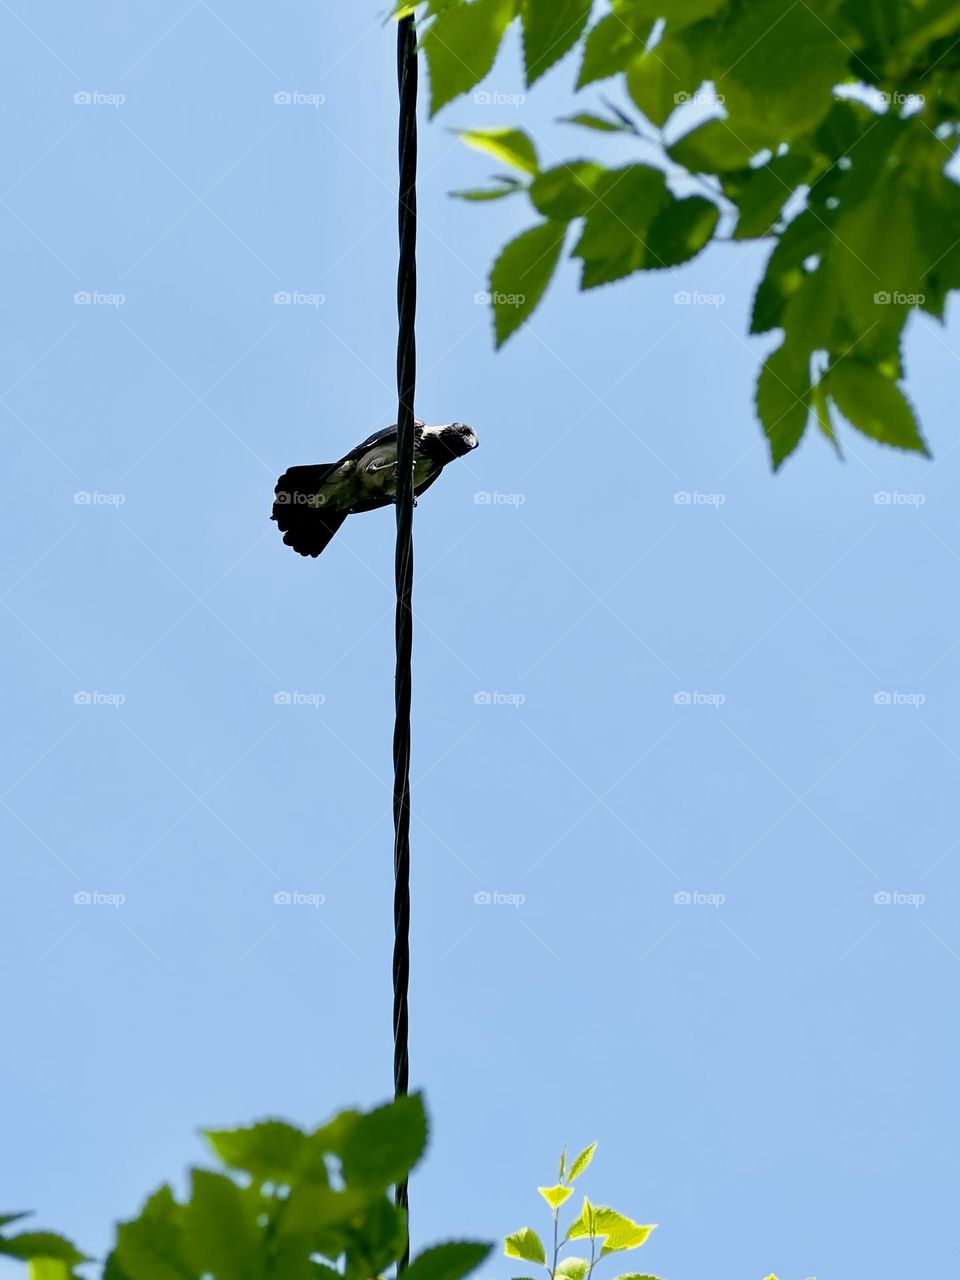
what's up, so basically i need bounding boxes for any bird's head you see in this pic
[423,421,478,462]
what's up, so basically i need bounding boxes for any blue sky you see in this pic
[1,4,958,1279]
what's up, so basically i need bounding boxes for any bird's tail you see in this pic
[272,464,347,558]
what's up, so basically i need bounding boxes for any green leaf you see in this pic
[669,119,756,173]
[756,340,812,470]
[115,1189,192,1280]
[278,1185,371,1238]
[457,127,539,175]
[183,1172,264,1280]
[340,1093,428,1191]
[564,1198,594,1242]
[530,162,606,220]
[555,1258,590,1280]
[343,1198,407,1279]
[749,210,826,336]
[558,1149,567,1182]
[716,0,852,142]
[521,0,593,85]
[566,1205,656,1252]
[0,1236,87,1266]
[572,164,670,287]
[0,1216,31,1230]
[566,1142,598,1182]
[538,1185,574,1210]
[28,1261,72,1280]
[626,38,700,126]
[402,1242,493,1280]
[723,151,815,241]
[558,112,635,134]
[504,1228,546,1265]
[824,359,929,455]
[644,196,719,268]
[632,0,724,21]
[810,377,842,459]
[205,1120,310,1183]
[423,0,516,116]
[578,12,655,87]
[451,182,525,201]
[490,221,568,345]
[828,124,930,355]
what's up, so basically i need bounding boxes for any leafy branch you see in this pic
[399,0,960,469]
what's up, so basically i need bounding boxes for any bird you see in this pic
[272,420,478,557]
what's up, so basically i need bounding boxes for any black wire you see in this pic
[393,12,417,1272]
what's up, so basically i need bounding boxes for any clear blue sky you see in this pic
[2,4,958,1279]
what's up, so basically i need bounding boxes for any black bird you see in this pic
[272,420,478,558]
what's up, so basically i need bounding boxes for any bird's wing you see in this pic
[413,465,444,500]
[274,462,341,500]
[341,420,426,463]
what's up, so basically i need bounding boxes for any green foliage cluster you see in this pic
[502,1141,780,1280]
[0,1096,489,1280]
[399,0,960,468]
